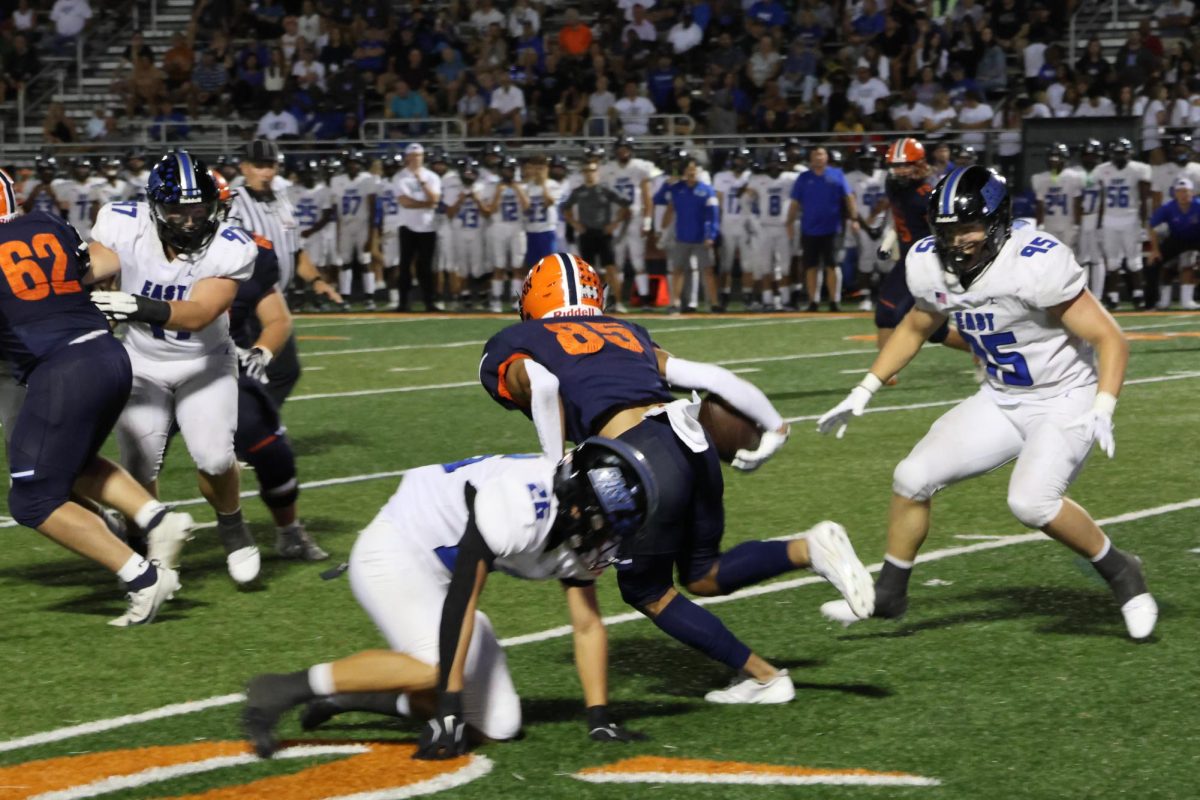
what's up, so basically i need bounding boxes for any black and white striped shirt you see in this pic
[229,175,298,291]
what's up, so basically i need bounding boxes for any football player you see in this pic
[123,149,151,201]
[818,165,1157,641]
[478,253,875,704]
[1031,143,1083,250]
[92,157,133,213]
[428,149,458,307]
[289,159,338,304]
[521,154,562,274]
[329,150,379,307]
[445,158,489,309]
[87,151,262,585]
[1093,138,1151,309]
[713,147,754,310]
[483,156,529,312]
[21,155,64,218]
[845,145,890,311]
[57,158,99,240]
[375,152,403,311]
[1149,133,1200,210]
[743,150,798,310]
[0,168,192,626]
[600,136,654,306]
[1075,139,1106,294]
[216,169,328,561]
[241,440,652,759]
[1146,177,1200,310]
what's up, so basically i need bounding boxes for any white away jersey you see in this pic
[329,172,379,226]
[437,171,462,232]
[713,169,752,219]
[1093,160,1151,225]
[1031,169,1084,223]
[906,226,1094,398]
[485,180,524,228]
[1078,168,1103,226]
[377,454,599,583]
[57,179,99,238]
[289,183,333,231]
[846,168,889,225]
[448,181,486,231]
[746,172,798,226]
[92,178,132,208]
[600,159,653,215]
[92,201,256,360]
[376,178,402,230]
[522,180,562,233]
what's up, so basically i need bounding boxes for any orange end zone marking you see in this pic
[575,756,940,787]
[579,755,924,779]
[844,334,878,342]
[1126,331,1200,341]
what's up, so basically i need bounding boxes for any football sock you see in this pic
[1157,287,1172,309]
[831,270,843,303]
[490,279,503,300]
[307,663,335,695]
[216,508,252,553]
[338,269,353,297]
[317,692,406,718]
[650,593,751,671]
[1107,290,1119,305]
[761,289,772,305]
[509,277,522,301]
[633,274,649,296]
[261,670,314,710]
[715,541,792,594]
[388,288,400,305]
[133,500,168,533]
[874,555,913,617]
[1182,284,1196,305]
[1091,540,1148,605]
[117,554,157,590]
[1088,262,1105,297]
[363,272,376,296]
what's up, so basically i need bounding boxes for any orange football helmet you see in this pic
[520,252,606,321]
[0,168,18,222]
[886,137,926,165]
[209,168,233,220]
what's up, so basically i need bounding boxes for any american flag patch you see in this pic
[935,291,947,305]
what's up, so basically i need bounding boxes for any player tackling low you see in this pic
[817,165,1157,640]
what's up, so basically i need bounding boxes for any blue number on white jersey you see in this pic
[296,198,318,226]
[342,192,362,216]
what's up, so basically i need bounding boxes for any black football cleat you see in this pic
[242,673,310,758]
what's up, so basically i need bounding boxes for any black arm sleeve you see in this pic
[436,482,497,693]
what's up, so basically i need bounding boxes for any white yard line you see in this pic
[1122,318,1196,332]
[290,381,478,402]
[4,493,1194,753]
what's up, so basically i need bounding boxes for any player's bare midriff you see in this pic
[597,403,664,440]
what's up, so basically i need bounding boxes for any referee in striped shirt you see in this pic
[231,139,342,405]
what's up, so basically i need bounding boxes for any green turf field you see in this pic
[1,311,1197,799]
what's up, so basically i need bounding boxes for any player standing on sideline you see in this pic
[22,155,64,218]
[91,157,133,217]
[393,143,443,312]
[479,253,874,704]
[123,149,151,201]
[445,159,489,309]
[845,145,890,311]
[289,159,339,309]
[562,159,632,310]
[1075,139,1107,295]
[521,155,562,274]
[88,151,262,586]
[484,156,529,312]
[375,153,403,310]
[232,139,340,404]
[817,165,1157,641]
[1149,133,1200,209]
[241,441,652,759]
[713,147,754,311]
[428,150,458,308]
[57,158,98,241]
[1094,138,1151,310]
[743,150,798,311]
[329,150,379,309]
[656,155,722,312]
[1146,177,1200,309]
[0,168,192,626]
[1032,143,1083,250]
[787,146,857,312]
[600,136,654,307]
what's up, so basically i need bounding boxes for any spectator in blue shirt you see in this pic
[1147,177,1200,309]
[654,155,722,311]
[747,0,788,30]
[851,0,886,42]
[786,146,857,311]
[647,55,678,111]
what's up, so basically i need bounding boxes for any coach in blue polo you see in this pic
[655,154,721,312]
[786,146,858,311]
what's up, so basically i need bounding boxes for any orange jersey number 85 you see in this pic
[0,234,81,301]
[545,321,644,355]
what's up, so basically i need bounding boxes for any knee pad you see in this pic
[1007,490,1062,530]
[893,457,937,502]
[8,481,64,528]
[616,556,675,609]
[245,431,299,508]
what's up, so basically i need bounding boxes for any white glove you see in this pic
[657,226,675,249]
[731,425,790,471]
[1068,391,1116,458]
[90,290,140,320]
[816,374,883,438]
[238,346,273,384]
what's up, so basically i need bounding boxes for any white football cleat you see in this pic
[806,521,875,619]
[1121,593,1158,640]
[705,670,794,704]
[227,546,261,584]
[109,566,180,627]
[147,511,195,570]
[820,598,865,627]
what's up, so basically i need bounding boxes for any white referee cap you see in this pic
[404,143,425,155]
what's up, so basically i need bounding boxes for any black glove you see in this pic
[587,705,647,743]
[414,692,468,760]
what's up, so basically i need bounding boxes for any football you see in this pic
[698,394,762,463]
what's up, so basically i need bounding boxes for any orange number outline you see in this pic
[545,321,645,355]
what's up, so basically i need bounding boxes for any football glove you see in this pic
[238,346,273,384]
[1068,391,1116,459]
[414,692,467,760]
[817,374,883,438]
[91,290,171,325]
[587,706,647,743]
[731,425,790,471]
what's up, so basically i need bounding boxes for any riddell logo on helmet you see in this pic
[548,306,602,317]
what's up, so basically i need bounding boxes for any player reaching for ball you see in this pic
[478,252,874,704]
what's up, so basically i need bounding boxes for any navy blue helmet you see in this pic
[927,165,1012,287]
[146,150,222,254]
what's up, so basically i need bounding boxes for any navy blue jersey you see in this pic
[0,212,108,380]
[886,173,936,257]
[480,316,674,442]
[228,237,281,350]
